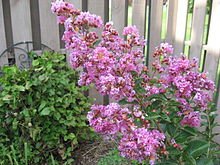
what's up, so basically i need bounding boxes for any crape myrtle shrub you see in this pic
[52,1,220,164]
[0,52,91,164]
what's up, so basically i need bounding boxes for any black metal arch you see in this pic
[0,41,53,69]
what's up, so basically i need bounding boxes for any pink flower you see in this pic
[52,2,216,163]
[51,0,78,24]
[160,43,174,54]
[118,128,165,163]
[87,103,133,137]
[180,111,201,127]
[123,25,139,36]
[75,11,103,28]
[153,43,173,57]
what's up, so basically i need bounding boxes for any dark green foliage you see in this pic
[0,52,91,164]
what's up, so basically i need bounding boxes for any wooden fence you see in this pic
[0,0,220,139]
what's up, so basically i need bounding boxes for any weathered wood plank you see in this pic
[108,0,122,103]
[10,0,32,67]
[204,0,220,81]
[67,0,82,10]
[111,0,127,35]
[39,0,60,51]
[88,0,106,105]
[0,1,8,66]
[189,0,207,61]
[10,0,32,43]
[132,0,146,37]
[172,0,188,55]
[166,0,178,45]
[147,0,163,67]
[202,0,220,142]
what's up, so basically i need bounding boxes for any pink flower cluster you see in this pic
[180,111,201,127]
[87,103,133,136]
[51,0,79,24]
[151,43,215,127]
[119,128,165,164]
[52,1,215,163]
[88,103,165,165]
[52,0,145,102]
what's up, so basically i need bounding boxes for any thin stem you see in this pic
[206,110,212,158]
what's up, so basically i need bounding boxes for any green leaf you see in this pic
[40,107,51,116]
[24,142,28,165]
[210,150,220,155]
[51,154,56,165]
[32,60,39,66]
[166,123,176,137]
[157,161,179,165]
[12,119,18,130]
[182,126,197,136]
[2,95,12,101]
[197,158,214,165]
[15,85,25,91]
[145,115,160,120]
[93,39,101,46]
[118,99,138,105]
[64,133,76,141]
[38,74,49,82]
[54,112,61,120]
[39,101,47,111]
[185,140,210,158]
[145,94,167,101]
[183,153,197,165]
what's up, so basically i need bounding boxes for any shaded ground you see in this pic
[73,139,116,165]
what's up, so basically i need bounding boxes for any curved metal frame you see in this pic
[0,41,53,69]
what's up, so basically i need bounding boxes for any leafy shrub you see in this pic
[0,52,91,164]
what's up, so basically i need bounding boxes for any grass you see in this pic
[98,149,139,165]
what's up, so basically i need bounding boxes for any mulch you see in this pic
[73,139,116,165]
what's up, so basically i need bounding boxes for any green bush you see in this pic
[0,52,91,164]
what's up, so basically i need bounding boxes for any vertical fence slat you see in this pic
[111,0,127,35]
[132,0,146,37]
[173,0,188,55]
[189,0,207,61]
[110,0,127,103]
[39,0,60,51]
[88,0,106,105]
[30,0,41,50]
[10,0,32,67]
[166,0,178,45]
[67,0,82,10]
[10,0,32,43]
[202,0,220,142]
[147,0,163,67]
[0,1,8,66]
[204,1,220,81]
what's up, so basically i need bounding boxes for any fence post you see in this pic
[189,0,207,61]
[147,0,163,67]
[39,0,60,51]
[0,1,8,67]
